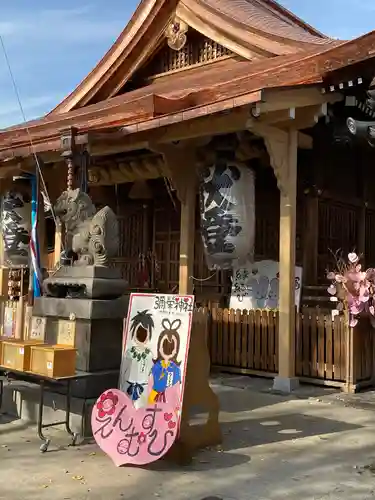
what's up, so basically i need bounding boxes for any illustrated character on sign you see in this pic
[120,310,154,409]
[256,275,269,308]
[266,277,279,309]
[149,319,182,404]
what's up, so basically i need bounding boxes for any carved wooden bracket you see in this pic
[150,142,198,204]
[247,121,291,195]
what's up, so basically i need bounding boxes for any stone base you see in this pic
[33,295,129,372]
[272,376,300,394]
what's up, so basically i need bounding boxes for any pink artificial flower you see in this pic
[349,317,358,328]
[348,252,359,264]
[97,391,118,418]
[348,296,365,316]
[327,285,337,296]
[335,274,347,284]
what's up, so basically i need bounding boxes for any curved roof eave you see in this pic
[49,0,333,116]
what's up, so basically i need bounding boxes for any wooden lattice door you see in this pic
[111,203,150,286]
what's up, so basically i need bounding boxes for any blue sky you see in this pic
[0,0,372,128]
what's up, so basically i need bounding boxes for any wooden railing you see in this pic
[202,307,375,391]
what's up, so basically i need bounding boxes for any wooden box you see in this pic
[1,340,44,372]
[30,345,76,378]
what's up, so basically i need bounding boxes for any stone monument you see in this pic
[32,188,129,397]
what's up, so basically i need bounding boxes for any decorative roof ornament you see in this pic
[165,17,188,51]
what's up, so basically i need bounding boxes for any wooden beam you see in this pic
[253,88,342,115]
[179,175,196,295]
[276,104,328,131]
[90,108,251,157]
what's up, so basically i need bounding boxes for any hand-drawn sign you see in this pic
[91,387,180,466]
[93,292,194,466]
[230,259,303,311]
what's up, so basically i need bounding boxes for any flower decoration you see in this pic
[97,391,118,418]
[327,252,375,328]
[138,432,147,445]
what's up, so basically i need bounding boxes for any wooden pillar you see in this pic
[256,124,299,392]
[149,141,199,297]
[277,129,298,384]
[179,176,196,295]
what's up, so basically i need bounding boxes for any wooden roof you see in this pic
[50,0,330,114]
[1,0,375,160]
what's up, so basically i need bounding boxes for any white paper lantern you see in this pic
[199,160,255,270]
[1,191,31,266]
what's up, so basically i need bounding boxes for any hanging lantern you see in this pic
[199,159,255,270]
[1,190,32,266]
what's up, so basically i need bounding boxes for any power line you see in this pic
[0,34,61,234]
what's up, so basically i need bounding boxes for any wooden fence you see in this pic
[203,307,375,391]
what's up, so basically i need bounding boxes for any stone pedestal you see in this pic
[43,266,127,299]
[33,294,129,372]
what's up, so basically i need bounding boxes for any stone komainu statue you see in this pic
[54,188,119,267]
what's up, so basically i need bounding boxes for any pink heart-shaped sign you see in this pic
[91,388,179,466]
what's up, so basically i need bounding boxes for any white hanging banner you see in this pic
[199,161,255,270]
[230,259,303,310]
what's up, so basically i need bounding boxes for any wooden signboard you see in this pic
[92,293,194,466]
[57,319,76,346]
[29,317,47,342]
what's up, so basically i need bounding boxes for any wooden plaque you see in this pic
[57,319,76,346]
[3,305,16,338]
[29,316,47,341]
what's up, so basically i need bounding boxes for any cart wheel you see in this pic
[71,432,79,446]
[39,439,50,453]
